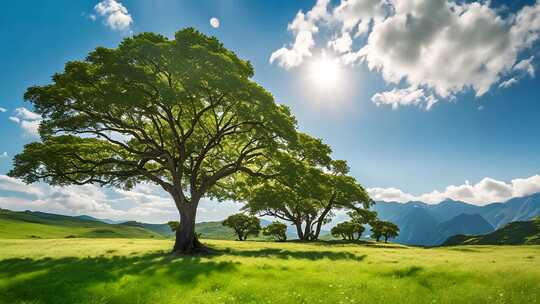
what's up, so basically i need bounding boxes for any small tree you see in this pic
[382,222,400,243]
[371,220,384,242]
[371,220,399,243]
[262,221,287,241]
[331,221,364,240]
[222,213,261,241]
[348,209,377,240]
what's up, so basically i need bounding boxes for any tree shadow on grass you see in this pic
[0,251,238,304]
[218,247,366,261]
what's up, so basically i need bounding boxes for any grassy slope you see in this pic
[0,239,538,304]
[0,210,163,239]
[444,216,540,246]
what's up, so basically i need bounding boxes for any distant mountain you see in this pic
[391,207,439,245]
[443,216,540,246]
[481,193,540,228]
[372,192,540,246]
[428,199,484,222]
[431,214,493,245]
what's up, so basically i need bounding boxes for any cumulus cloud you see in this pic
[270,30,316,69]
[0,175,241,223]
[271,0,540,109]
[368,175,540,205]
[269,0,330,69]
[371,87,438,110]
[94,0,133,32]
[0,107,6,113]
[9,107,42,138]
[328,32,353,53]
[0,152,7,158]
[210,17,220,28]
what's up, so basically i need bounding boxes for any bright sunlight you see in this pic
[307,53,342,91]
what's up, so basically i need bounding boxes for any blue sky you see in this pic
[0,0,539,222]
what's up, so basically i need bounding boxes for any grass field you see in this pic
[0,239,539,304]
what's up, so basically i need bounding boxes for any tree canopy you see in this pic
[240,142,372,241]
[371,220,400,243]
[222,213,261,241]
[331,221,365,241]
[262,221,288,241]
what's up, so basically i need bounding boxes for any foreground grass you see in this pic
[0,239,538,304]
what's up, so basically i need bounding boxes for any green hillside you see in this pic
[195,221,237,240]
[0,209,163,239]
[443,216,540,246]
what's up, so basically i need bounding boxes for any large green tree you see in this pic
[8,28,297,254]
[241,136,372,241]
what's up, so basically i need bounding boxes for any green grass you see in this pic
[0,239,538,304]
[0,210,163,239]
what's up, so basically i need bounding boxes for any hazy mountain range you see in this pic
[373,192,540,246]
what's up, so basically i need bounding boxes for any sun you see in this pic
[307,53,342,90]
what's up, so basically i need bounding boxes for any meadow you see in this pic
[0,239,538,304]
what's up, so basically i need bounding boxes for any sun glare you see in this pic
[308,54,342,91]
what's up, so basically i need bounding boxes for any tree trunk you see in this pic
[313,200,334,240]
[172,203,207,254]
[304,218,312,241]
[295,221,305,240]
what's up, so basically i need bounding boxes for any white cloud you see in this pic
[270,30,316,69]
[210,17,220,28]
[331,0,391,34]
[14,108,41,120]
[271,0,540,108]
[269,0,330,69]
[0,175,43,196]
[0,107,6,113]
[371,86,438,110]
[0,152,7,158]
[368,175,540,205]
[9,107,41,138]
[499,77,518,89]
[328,32,353,53]
[94,0,133,32]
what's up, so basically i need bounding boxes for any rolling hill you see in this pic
[0,209,164,239]
[442,216,540,246]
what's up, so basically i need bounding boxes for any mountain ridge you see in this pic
[372,192,540,246]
